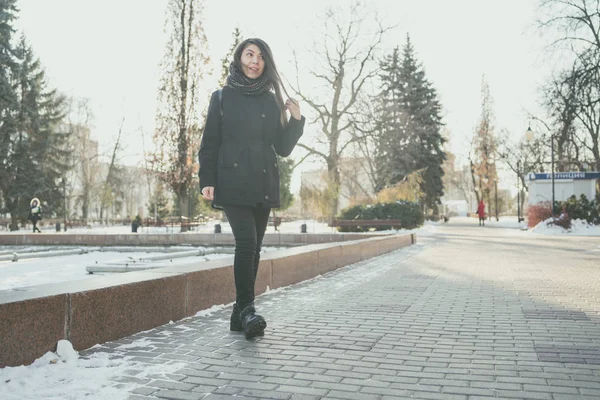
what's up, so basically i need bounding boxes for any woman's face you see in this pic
[240,44,264,79]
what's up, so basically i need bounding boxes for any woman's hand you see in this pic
[285,98,301,120]
[201,186,214,201]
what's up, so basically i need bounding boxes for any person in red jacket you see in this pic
[477,199,485,226]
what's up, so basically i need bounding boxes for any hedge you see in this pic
[337,201,424,232]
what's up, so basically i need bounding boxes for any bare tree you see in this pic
[99,118,125,222]
[539,0,600,170]
[543,68,582,171]
[66,98,99,222]
[496,127,549,215]
[151,0,209,228]
[290,2,390,217]
[219,27,243,87]
[538,0,600,64]
[471,77,499,218]
[572,65,600,170]
[352,97,386,197]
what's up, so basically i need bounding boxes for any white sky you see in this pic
[16,0,557,192]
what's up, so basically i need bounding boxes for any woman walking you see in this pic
[28,198,42,233]
[198,38,305,339]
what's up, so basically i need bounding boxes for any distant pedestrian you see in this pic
[198,38,305,339]
[477,199,485,226]
[28,198,42,233]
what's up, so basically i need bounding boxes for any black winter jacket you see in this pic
[198,86,305,208]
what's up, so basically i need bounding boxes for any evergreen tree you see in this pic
[374,35,446,212]
[219,27,242,87]
[277,156,294,211]
[147,182,170,222]
[0,0,20,227]
[374,46,409,191]
[1,34,68,230]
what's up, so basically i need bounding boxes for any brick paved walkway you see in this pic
[82,222,600,400]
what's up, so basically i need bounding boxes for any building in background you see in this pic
[526,172,600,204]
[65,125,162,222]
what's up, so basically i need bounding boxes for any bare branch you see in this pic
[296,143,328,162]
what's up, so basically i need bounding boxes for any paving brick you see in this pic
[146,380,196,391]
[152,389,205,400]
[130,386,159,396]
[410,392,467,400]
[441,386,496,397]
[359,386,413,397]
[234,389,291,399]
[227,380,278,391]
[523,384,580,394]
[494,390,553,399]
[276,385,329,396]
[324,390,380,400]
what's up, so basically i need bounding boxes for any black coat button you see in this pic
[261,114,266,118]
[273,162,277,168]
[233,163,238,168]
[262,169,267,173]
[264,195,269,200]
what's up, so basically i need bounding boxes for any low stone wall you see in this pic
[0,233,415,368]
[0,232,381,247]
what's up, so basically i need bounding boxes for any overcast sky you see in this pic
[16,0,556,192]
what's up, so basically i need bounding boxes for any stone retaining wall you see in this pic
[0,233,415,367]
[0,232,380,247]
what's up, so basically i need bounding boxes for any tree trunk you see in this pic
[10,213,19,231]
[327,156,341,217]
[179,192,189,232]
[82,190,89,222]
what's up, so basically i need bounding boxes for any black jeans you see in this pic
[223,204,271,309]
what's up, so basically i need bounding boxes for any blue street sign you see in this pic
[528,172,600,180]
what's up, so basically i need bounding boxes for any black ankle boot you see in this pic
[230,303,243,331]
[239,303,266,339]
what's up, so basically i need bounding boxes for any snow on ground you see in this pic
[531,217,600,236]
[0,339,187,400]
[0,247,244,291]
[1,219,337,235]
[422,215,600,236]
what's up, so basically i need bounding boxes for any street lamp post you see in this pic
[62,178,67,232]
[523,126,535,223]
[526,125,556,218]
[550,134,555,218]
[517,159,521,223]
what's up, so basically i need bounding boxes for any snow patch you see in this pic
[194,304,226,317]
[0,340,186,400]
[531,218,600,236]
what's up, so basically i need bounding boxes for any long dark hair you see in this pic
[233,38,289,127]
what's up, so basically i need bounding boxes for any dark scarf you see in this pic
[226,62,272,95]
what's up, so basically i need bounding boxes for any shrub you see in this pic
[558,194,598,224]
[337,201,424,232]
[552,213,572,230]
[527,201,552,228]
[528,195,600,230]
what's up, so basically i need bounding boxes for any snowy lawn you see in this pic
[0,219,337,235]
[0,337,189,400]
[0,247,241,291]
